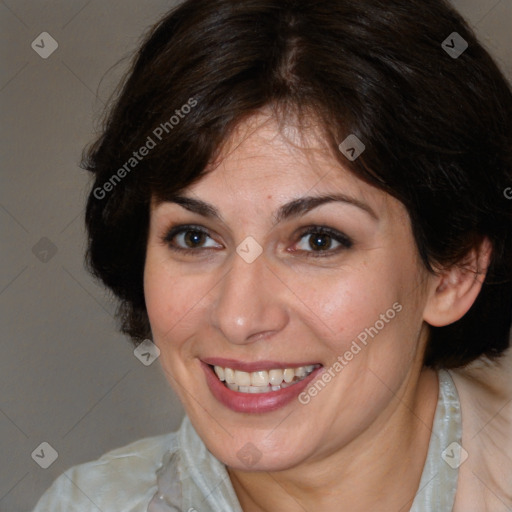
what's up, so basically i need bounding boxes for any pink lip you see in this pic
[200,361,324,413]
[201,357,320,372]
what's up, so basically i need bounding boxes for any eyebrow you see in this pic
[163,193,378,225]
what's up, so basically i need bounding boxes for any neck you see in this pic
[228,366,439,512]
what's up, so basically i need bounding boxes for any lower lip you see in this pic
[201,361,323,413]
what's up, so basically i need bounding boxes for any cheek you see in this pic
[298,253,422,369]
[297,261,402,341]
[144,266,213,387]
[143,261,170,334]
[143,258,207,341]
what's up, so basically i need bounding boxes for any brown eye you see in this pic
[308,233,333,251]
[294,226,353,257]
[183,230,207,248]
[163,225,222,253]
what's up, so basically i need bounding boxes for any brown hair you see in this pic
[83,0,512,368]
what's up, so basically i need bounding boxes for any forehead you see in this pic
[183,112,397,218]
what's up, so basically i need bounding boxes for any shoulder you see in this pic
[450,350,512,511]
[32,431,179,512]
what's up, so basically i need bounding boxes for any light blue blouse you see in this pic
[33,369,461,511]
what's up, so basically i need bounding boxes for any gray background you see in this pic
[1,1,511,511]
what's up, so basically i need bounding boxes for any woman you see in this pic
[33,0,512,510]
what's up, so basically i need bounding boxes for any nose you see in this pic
[210,249,289,345]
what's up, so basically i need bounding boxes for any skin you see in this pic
[451,354,512,512]
[144,111,494,511]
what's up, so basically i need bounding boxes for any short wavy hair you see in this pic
[83,0,512,369]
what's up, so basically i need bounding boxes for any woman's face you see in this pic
[144,113,435,471]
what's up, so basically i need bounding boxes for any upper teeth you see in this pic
[213,365,318,388]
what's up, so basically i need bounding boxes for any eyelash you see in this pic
[161,224,353,258]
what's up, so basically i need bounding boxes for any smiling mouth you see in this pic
[209,364,322,393]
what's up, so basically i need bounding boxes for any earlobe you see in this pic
[423,237,492,327]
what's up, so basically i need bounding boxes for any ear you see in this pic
[423,237,492,327]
